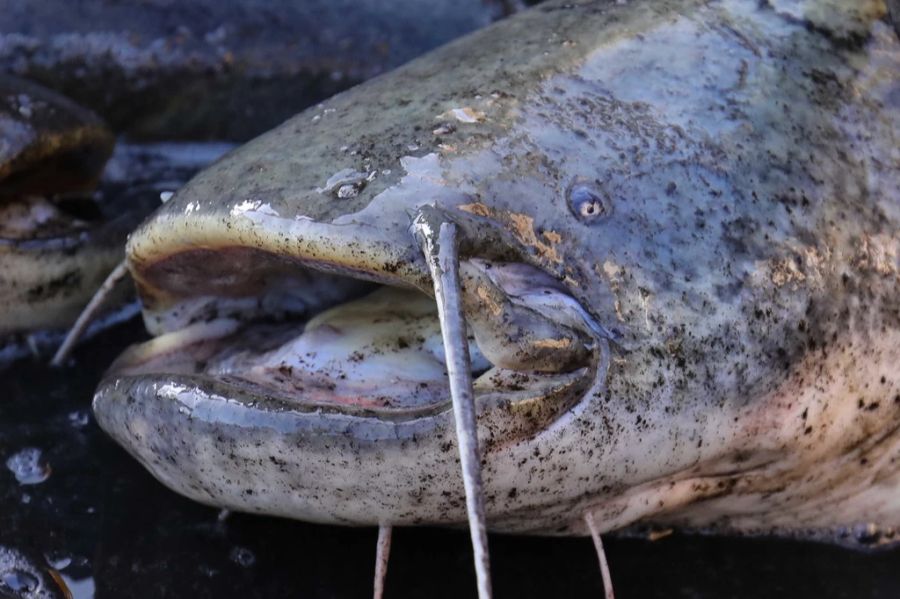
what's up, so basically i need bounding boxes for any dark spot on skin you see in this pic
[26,269,81,301]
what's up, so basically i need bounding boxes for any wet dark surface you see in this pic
[0,320,898,599]
[1,0,517,141]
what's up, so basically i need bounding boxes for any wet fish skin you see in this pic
[0,75,112,198]
[0,77,230,361]
[0,76,122,347]
[95,0,900,545]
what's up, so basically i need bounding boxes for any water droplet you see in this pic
[5,448,51,485]
[567,180,610,223]
[317,169,369,198]
[229,546,256,568]
[199,564,218,578]
[336,184,361,199]
[44,551,71,571]
[68,410,90,428]
[432,123,456,136]
[0,569,39,593]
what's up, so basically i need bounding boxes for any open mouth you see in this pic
[0,193,103,243]
[105,238,600,421]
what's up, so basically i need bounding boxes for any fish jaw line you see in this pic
[92,363,593,525]
[91,189,615,526]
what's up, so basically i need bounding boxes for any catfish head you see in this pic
[0,76,125,357]
[94,0,900,546]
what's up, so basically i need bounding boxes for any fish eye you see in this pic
[567,181,609,223]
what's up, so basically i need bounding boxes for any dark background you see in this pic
[1,320,899,598]
[0,0,519,140]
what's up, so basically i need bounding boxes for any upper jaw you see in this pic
[126,205,434,335]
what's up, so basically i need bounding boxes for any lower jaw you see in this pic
[91,361,590,530]
[0,239,126,340]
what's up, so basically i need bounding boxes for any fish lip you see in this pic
[126,209,434,332]
[0,191,153,251]
[97,322,597,424]
[94,364,593,444]
[92,374,447,446]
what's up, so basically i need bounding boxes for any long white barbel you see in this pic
[50,258,129,366]
[412,211,492,599]
[373,524,392,599]
[585,511,616,599]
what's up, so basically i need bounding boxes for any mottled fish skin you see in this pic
[0,75,112,198]
[95,0,900,544]
[887,0,900,36]
[0,76,122,343]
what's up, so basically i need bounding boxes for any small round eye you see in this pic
[567,180,610,223]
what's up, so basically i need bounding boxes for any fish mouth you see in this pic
[0,193,103,243]
[98,212,601,425]
[92,175,611,530]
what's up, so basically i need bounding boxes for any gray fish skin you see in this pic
[0,77,225,361]
[94,0,900,544]
[0,76,120,342]
[0,75,112,197]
